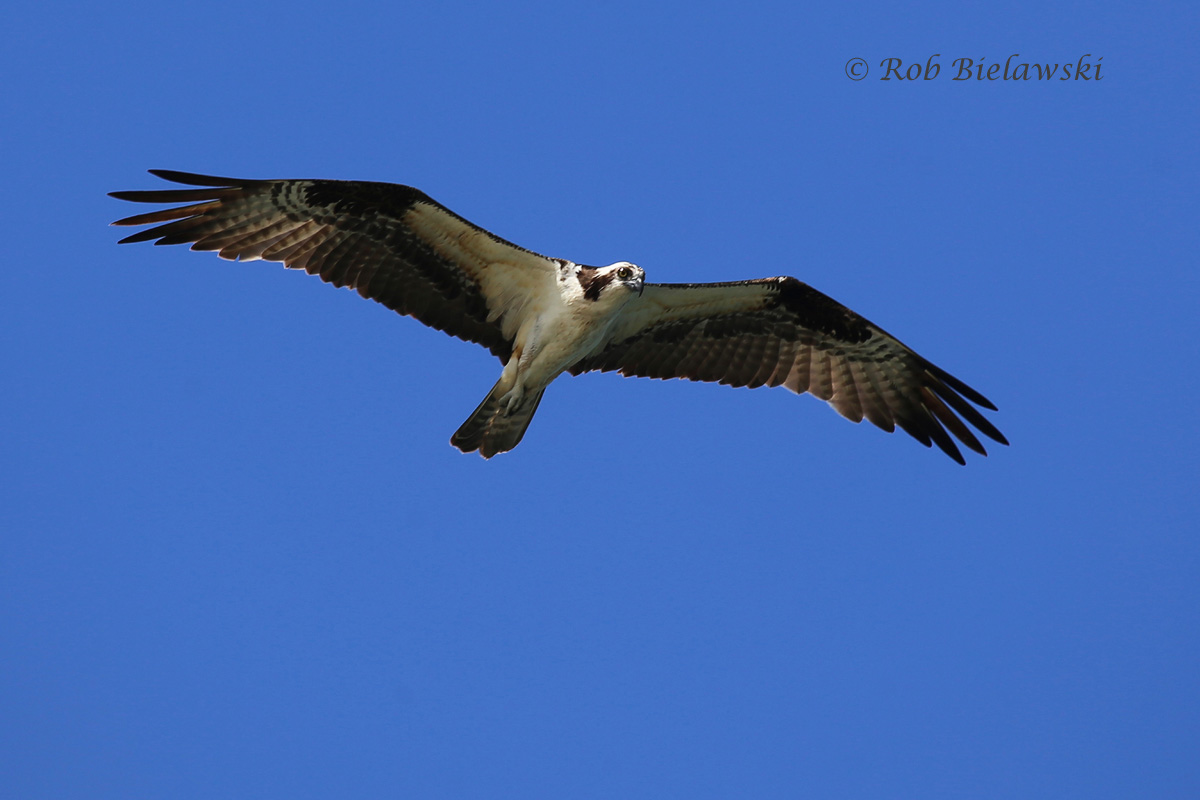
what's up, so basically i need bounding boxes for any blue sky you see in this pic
[3,1,1198,797]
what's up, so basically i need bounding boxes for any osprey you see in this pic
[110,170,1007,463]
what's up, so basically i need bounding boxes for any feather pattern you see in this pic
[570,278,1008,464]
[112,170,1007,462]
[110,170,566,361]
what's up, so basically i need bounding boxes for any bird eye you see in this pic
[617,266,632,280]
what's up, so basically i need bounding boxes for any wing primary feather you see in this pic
[913,402,966,464]
[920,385,986,456]
[927,379,1009,446]
[922,360,998,411]
[895,413,934,449]
[146,169,249,187]
[152,219,233,247]
[109,187,244,204]
[112,201,222,231]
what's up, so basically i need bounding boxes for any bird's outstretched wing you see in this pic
[110,170,565,361]
[570,277,1007,463]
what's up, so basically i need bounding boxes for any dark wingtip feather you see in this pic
[147,169,247,187]
[924,360,998,411]
[919,384,987,456]
[894,416,932,449]
[109,172,250,204]
[110,188,240,204]
[926,418,966,465]
[933,383,1009,447]
[108,189,170,202]
[116,229,162,244]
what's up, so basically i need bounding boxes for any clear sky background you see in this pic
[3,1,1198,798]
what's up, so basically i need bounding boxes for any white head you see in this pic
[575,261,645,303]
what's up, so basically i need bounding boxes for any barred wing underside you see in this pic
[571,277,1007,463]
[110,170,567,361]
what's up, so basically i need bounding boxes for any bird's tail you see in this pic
[450,380,546,458]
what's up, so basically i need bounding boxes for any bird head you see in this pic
[607,261,645,296]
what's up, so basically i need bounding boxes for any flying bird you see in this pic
[110,170,1007,463]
